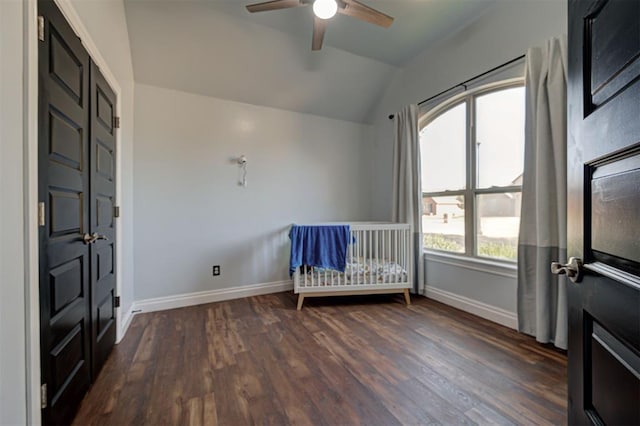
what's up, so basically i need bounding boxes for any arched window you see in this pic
[420,82,525,261]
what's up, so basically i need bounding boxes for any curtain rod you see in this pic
[388,54,525,120]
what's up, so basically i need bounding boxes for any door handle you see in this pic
[551,257,584,283]
[82,232,108,245]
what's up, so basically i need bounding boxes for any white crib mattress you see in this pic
[301,257,408,286]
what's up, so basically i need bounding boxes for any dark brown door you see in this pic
[566,0,640,424]
[38,1,92,423]
[39,1,118,423]
[89,61,118,378]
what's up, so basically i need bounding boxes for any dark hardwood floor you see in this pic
[73,293,567,425]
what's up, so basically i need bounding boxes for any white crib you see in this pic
[293,222,413,310]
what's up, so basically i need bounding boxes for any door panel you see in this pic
[567,0,640,424]
[90,62,117,378]
[49,29,84,103]
[590,319,640,425]
[586,0,640,109]
[38,1,91,424]
[590,154,640,274]
[50,258,83,315]
[49,111,83,169]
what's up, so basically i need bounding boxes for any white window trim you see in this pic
[420,78,525,264]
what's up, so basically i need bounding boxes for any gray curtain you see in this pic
[517,36,568,349]
[391,104,423,294]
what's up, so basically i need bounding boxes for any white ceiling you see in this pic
[124,0,497,122]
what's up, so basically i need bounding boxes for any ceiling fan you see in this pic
[245,0,394,51]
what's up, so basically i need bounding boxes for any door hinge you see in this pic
[114,296,121,308]
[113,116,120,129]
[114,206,121,218]
[38,202,45,227]
[40,383,47,409]
[37,16,45,42]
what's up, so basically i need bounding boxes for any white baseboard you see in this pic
[422,286,518,329]
[132,280,294,314]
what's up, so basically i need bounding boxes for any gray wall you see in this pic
[369,0,568,317]
[424,257,517,312]
[0,1,27,423]
[133,83,374,301]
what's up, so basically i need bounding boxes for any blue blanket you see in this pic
[289,224,351,277]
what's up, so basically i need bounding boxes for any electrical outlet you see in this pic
[212,265,221,276]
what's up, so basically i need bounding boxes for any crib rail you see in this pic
[293,223,413,293]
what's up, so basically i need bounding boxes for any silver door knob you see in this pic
[551,257,584,283]
[82,232,108,245]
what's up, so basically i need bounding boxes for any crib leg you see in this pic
[297,294,305,310]
[403,289,411,306]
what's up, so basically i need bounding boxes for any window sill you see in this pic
[423,250,518,279]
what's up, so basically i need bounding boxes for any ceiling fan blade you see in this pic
[246,0,304,13]
[338,0,394,28]
[312,16,327,51]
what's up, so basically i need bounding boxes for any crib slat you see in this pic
[392,228,396,283]
[360,230,364,285]
[360,229,364,286]
[351,229,355,286]
[358,230,362,286]
[382,230,386,284]
[388,230,392,284]
[400,231,406,282]
[396,231,402,283]
[366,230,373,286]
[403,229,406,283]
[360,229,364,285]
[402,231,409,279]
[404,229,408,284]
[354,230,358,286]
[402,231,407,280]
[407,228,412,285]
[376,229,380,285]
[351,230,355,286]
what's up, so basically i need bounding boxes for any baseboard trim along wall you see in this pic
[422,285,518,330]
[131,280,294,315]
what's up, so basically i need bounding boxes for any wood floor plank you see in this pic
[73,293,567,426]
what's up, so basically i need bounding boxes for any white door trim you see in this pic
[24,1,41,423]
[24,0,124,423]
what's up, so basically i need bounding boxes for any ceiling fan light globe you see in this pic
[313,0,338,19]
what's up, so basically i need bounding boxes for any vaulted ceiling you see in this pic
[124,0,496,123]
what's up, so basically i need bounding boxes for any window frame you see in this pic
[420,78,525,263]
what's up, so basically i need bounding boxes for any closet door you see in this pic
[89,62,118,378]
[38,1,92,424]
[38,1,119,423]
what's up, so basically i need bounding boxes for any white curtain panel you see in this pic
[391,104,423,294]
[517,36,568,349]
